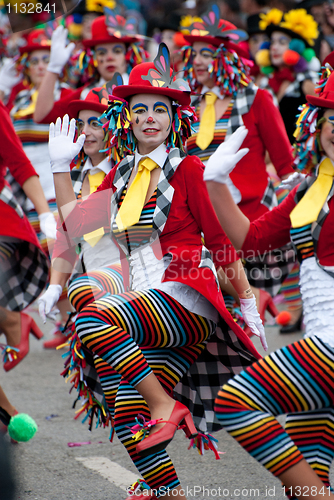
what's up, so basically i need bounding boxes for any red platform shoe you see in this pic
[3,313,44,372]
[136,400,197,457]
[244,289,280,337]
[43,322,67,349]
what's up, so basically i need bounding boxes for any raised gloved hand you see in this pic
[280,172,306,191]
[203,125,249,184]
[47,25,75,75]
[38,284,62,323]
[38,212,57,240]
[240,297,268,351]
[0,59,22,94]
[49,114,86,173]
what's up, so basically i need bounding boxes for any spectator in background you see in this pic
[215,0,245,28]
[298,0,332,61]
[240,0,270,16]
[148,12,186,72]
[269,0,295,11]
[246,13,269,84]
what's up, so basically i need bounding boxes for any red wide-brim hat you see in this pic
[19,29,51,54]
[82,15,141,48]
[306,94,334,110]
[307,62,334,109]
[111,62,191,106]
[68,87,109,116]
[19,43,51,54]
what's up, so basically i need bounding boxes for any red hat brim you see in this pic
[306,94,334,109]
[19,43,51,54]
[82,35,140,48]
[112,85,191,106]
[68,100,108,116]
[182,35,250,58]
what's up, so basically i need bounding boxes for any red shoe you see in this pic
[244,289,280,337]
[136,400,197,457]
[3,313,43,372]
[43,333,67,349]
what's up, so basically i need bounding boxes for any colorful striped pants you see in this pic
[214,336,334,497]
[68,265,124,415]
[69,269,215,496]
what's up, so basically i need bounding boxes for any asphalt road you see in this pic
[1,309,332,500]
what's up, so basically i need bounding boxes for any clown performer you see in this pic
[255,7,322,332]
[0,100,49,372]
[48,43,266,500]
[245,13,269,86]
[33,8,148,123]
[256,7,320,144]
[38,85,124,402]
[205,60,334,500]
[68,0,118,46]
[0,28,82,347]
[180,4,298,332]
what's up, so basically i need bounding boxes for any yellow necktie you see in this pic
[115,157,159,231]
[290,157,334,228]
[195,92,218,151]
[83,170,106,246]
[13,90,38,118]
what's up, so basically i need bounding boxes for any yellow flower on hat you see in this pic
[180,15,203,34]
[86,0,115,13]
[259,9,283,31]
[280,9,318,46]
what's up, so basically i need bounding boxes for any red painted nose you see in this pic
[147,116,154,123]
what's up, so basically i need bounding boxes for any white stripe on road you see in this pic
[76,457,138,491]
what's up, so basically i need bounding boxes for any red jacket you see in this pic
[229,88,294,221]
[242,185,334,267]
[56,152,261,360]
[7,82,84,123]
[0,102,42,248]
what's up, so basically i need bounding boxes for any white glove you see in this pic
[280,172,306,191]
[203,125,249,184]
[49,115,86,173]
[0,59,22,94]
[47,26,75,75]
[38,212,57,239]
[240,297,268,351]
[38,284,62,323]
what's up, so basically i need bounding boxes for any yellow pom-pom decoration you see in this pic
[280,9,318,46]
[259,9,283,31]
[68,23,83,39]
[255,49,271,68]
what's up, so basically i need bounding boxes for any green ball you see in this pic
[261,66,274,75]
[303,48,315,62]
[8,413,38,442]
